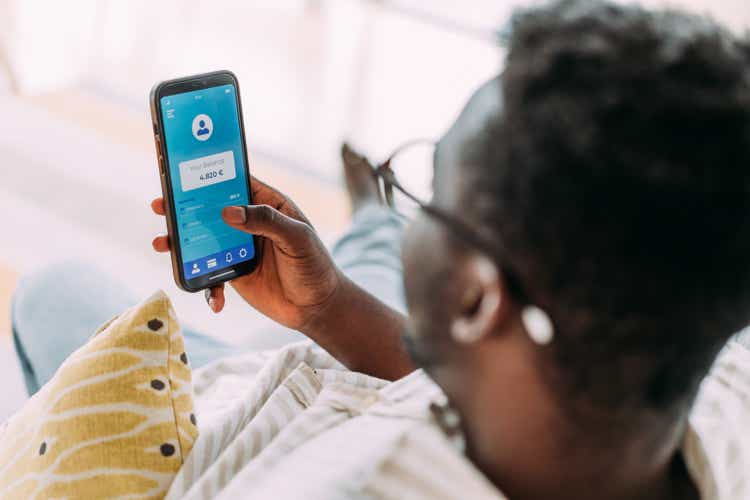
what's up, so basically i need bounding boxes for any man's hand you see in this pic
[151,176,341,331]
[151,175,415,380]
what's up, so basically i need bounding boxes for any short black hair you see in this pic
[463,0,750,411]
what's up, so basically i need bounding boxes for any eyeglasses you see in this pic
[359,139,555,345]
[366,138,531,306]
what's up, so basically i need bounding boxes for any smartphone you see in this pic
[150,70,259,292]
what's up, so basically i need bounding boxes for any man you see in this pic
[13,0,750,498]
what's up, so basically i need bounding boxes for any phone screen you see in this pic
[159,83,255,284]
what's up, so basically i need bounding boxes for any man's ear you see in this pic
[451,255,508,344]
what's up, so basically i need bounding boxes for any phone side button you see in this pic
[154,134,165,175]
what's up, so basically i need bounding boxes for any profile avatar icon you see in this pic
[192,114,213,141]
[197,120,209,136]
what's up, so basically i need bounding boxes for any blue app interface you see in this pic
[160,84,255,280]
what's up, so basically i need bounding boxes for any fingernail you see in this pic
[208,297,217,312]
[222,206,246,224]
[204,288,212,305]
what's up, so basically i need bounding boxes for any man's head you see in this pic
[402,0,750,419]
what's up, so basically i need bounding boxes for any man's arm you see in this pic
[301,275,415,381]
[151,177,415,381]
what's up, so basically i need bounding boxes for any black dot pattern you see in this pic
[160,443,175,457]
[150,379,165,391]
[39,442,47,456]
[190,413,197,426]
[180,352,188,365]
[147,319,163,331]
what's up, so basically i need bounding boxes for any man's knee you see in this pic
[11,260,138,392]
[11,259,137,352]
[12,260,92,330]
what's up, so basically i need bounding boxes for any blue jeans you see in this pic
[12,204,406,395]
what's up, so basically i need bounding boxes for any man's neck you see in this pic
[431,346,700,500]
[462,413,697,500]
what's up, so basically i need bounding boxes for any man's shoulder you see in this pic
[353,371,505,499]
[687,340,750,500]
[190,344,501,499]
[694,339,750,415]
[363,421,506,500]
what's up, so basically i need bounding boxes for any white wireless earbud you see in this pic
[521,306,554,345]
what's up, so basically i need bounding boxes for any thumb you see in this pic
[222,205,311,255]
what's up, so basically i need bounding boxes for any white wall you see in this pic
[1,0,98,93]
[0,0,746,178]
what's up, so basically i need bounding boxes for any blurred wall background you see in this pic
[1,1,504,178]
[3,0,745,180]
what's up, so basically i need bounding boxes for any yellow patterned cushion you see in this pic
[0,290,198,499]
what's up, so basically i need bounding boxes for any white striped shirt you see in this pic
[165,339,750,499]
